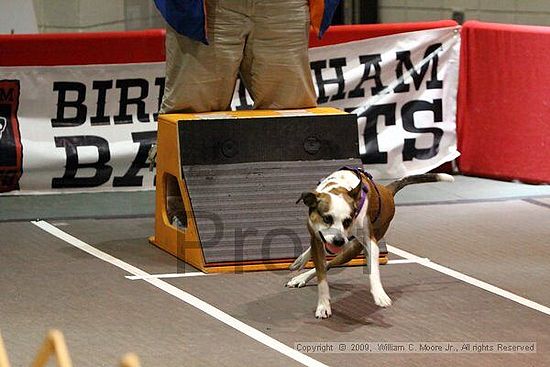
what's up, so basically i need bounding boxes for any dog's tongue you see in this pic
[325,242,343,255]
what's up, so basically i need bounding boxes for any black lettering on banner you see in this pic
[394,43,444,93]
[113,130,157,187]
[52,135,113,188]
[91,80,113,125]
[401,99,443,161]
[51,82,87,127]
[359,103,396,165]
[153,77,165,121]
[114,79,149,124]
[310,58,347,104]
[348,54,387,98]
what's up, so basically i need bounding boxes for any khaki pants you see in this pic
[160,0,317,113]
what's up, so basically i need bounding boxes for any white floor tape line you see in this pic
[125,259,428,281]
[31,220,329,367]
[125,272,209,280]
[386,258,430,265]
[388,244,550,316]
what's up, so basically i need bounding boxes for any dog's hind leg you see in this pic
[285,240,362,288]
[289,247,311,271]
[285,267,316,288]
[286,238,318,288]
[286,267,316,288]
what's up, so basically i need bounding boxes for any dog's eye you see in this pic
[322,215,333,225]
[343,218,352,229]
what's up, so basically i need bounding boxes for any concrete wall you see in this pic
[24,0,550,34]
[32,0,163,33]
[379,0,550,26]
[0,0,38,34]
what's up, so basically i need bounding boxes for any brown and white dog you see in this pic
[286,167,453,318]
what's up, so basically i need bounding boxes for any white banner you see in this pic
[307,26,461,178]
[0,26,460,194]
[0,64,162,194]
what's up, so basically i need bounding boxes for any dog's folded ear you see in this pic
[349,183,362,201]
[296,192,318,208]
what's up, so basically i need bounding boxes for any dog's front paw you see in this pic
[372,289,392,308]
[285,273,309,288]
[315,301,332,319]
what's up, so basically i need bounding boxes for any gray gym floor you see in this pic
[1,175,549,366]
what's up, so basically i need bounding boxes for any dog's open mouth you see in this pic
[319,231,344,255]
[324,242,343,255]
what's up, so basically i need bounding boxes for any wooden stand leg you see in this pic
[120,353,141,367]
[31,329,72,367]
[0,330,11,367]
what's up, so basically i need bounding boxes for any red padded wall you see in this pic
[0,21,457,66]
[309,20,457,47]
[0,29,166,66]
[457,21,550,183]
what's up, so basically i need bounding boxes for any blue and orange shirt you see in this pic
[154,0,341,44]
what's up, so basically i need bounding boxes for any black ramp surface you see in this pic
[178,113,363,264]
[184,160,362,263]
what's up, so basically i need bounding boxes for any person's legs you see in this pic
[160,0,253,113]
[240,0,317,110]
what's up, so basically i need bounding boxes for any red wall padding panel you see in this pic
[0,29,167,66]
[457,21,550,183]
[309,20,457,47]
[0,21,456,66]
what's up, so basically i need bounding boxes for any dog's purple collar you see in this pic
[339,166,369,218]
[340,166,381,223]
[355,187,368,219]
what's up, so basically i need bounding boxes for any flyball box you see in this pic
[149,107,369,273]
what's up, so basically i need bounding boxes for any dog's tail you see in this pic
[386,173,454,196]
